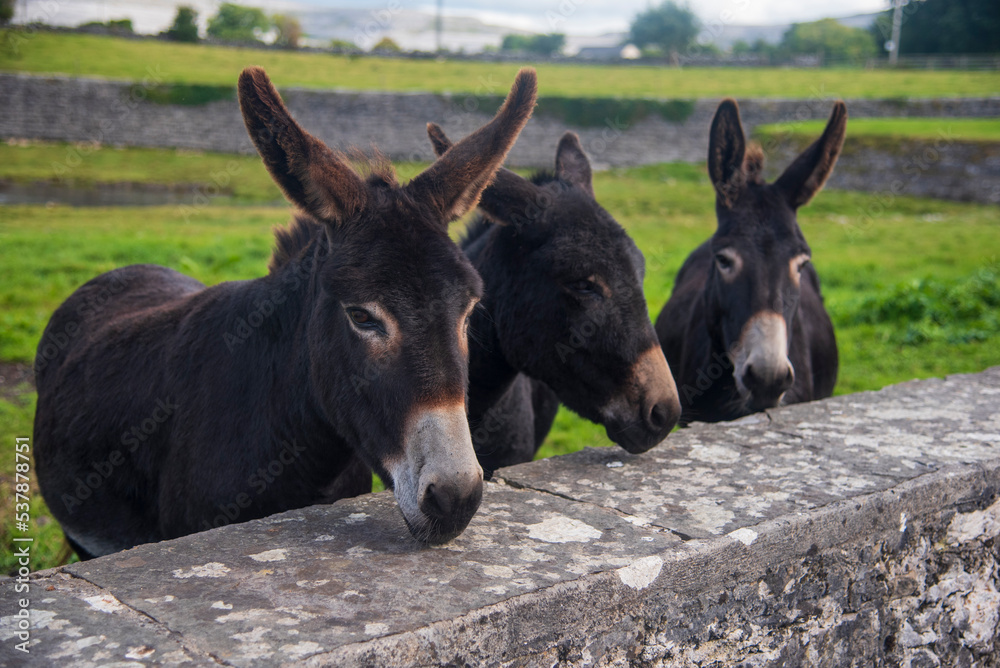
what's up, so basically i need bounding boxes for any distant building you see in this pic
[576,44,640,61]
[621,44,641,59]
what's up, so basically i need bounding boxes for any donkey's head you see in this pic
[705,99,846,411]
[428,126,680,454]
[239,66,537,543]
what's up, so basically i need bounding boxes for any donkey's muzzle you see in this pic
[646,397,682,438]
[605,345,681,454]
[607,397,680,454]
[393,403,484,545]
[742,361,794,410]
[732,311,795,410]
[419,474,484,545]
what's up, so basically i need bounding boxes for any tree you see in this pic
[731,38,778,60]
[80,19,134,34]
[871,0,999,56]
[500,33,565,56]
[731,39,751,55]
[207,3,269,44]
[627,1,699,57]
[272,14,302,49]
[501,34,529,51]
[371,37,401,52]
[109,19,133,33]
[690,42,721,57]
[165,6,199,43]
[752,38,776,55]
[329,39,357,51]
[1,0,15,25]
[780,18,876,64]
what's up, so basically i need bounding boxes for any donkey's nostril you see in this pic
[415,474,484,545]
[647,401,669,431]
[420,482,452,520]
[742,361,795,400]
[782,365,795,389]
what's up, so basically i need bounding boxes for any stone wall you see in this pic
[2,73,999,173]
[2,368,999,666]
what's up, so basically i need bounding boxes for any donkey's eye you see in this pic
[714,250,742,281]
[347,308,381,331]
[715,254,734,271]
[567,279,598,295]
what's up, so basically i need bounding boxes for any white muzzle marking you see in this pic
[387,403,482,540]
[731,311,793,402]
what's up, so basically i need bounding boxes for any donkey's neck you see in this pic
[459,216,494,263]
[680,292,745,422]
[466,307,520,419]
[233,246,353,471]
[156,219,368,524]
[464,225,522,420]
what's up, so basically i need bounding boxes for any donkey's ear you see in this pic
[555,132,594,197]
[427,122,542,229]
[774,101,847,209]
[238,67,367,222]
[471,169,543,229]
[426,122,453,157]
[708,99,746,208]
[408,68,538,224]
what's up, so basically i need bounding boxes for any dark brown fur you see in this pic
[656,99,845,424]
[33,66,538,558]
[428,126,680,473]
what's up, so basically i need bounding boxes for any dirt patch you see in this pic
[0,361,35,402]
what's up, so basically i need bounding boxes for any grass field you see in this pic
[1,141,312,202]
[3,31,1000,99]
[757,117,1000,141]
[2,143,999,573]
[0,141,425,201]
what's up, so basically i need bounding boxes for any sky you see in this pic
[335,0,892,34]
[18,0,894,36]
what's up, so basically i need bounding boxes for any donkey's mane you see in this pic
[349,147,398,188]
[743,142,766,185]
[268,151,401,273]
[269,214,323,273]
[528,169,558,186]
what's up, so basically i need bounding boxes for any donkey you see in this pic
[656,99,844,424]
[33,66,538,558]
[426,124,680,473]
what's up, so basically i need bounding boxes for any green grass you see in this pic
[841,272,1000,346]
[0,205,289,362]
[0,392,68,573]
[2,147,999,572]
[3,31,999,99]
[757,117,1000,141]
[0,140,427,202]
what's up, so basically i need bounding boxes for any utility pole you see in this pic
[435,0,443,52]
[888,0,903,66]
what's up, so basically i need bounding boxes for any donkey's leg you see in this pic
[529,378,560,453]
[64,534,96,562]
[470,375,536,476]
[315,455,373,504]
[55,499,162,559]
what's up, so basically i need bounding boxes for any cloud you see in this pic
[349,0,886,33]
